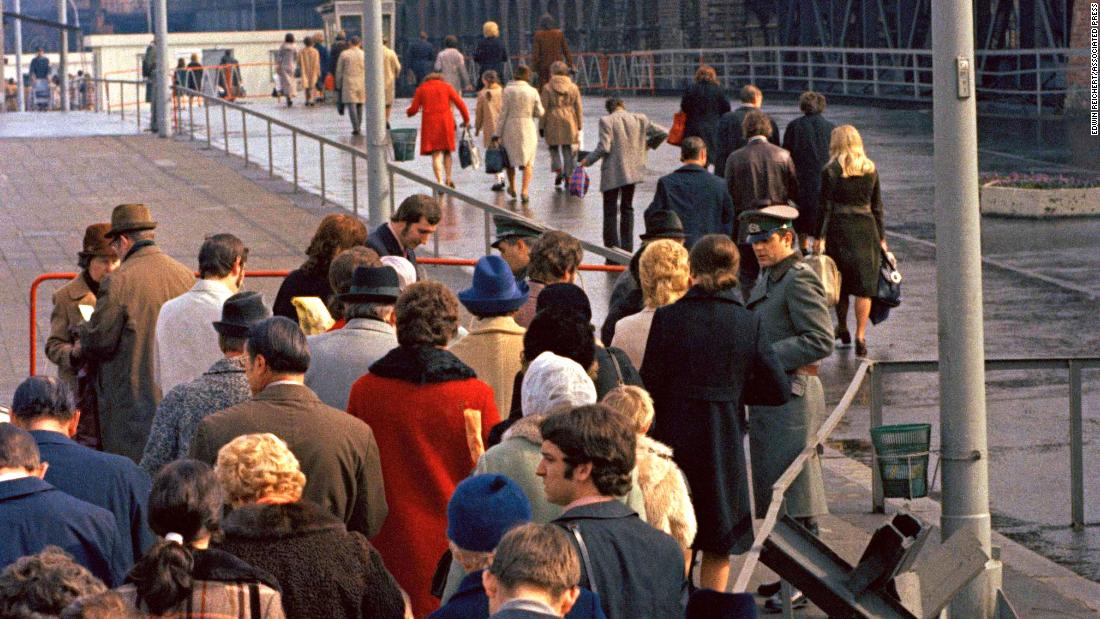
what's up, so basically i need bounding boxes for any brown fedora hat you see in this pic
[78,223,119,259]
[106,203,157,238]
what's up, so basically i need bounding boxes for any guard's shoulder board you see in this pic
[793,262,806,271]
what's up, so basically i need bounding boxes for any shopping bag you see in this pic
[803,253,841,306]
[567,165,590,198]
[870,249,902,325]
[485,142,510,174]
[458,126,481,169]
[324,73,335,91]
[667,111,687,146]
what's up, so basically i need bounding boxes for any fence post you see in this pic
[870,364,885,513]
[873,53,880,97]
[913,53,919,98]
[188,96,194,140]
[1069,360,1084,530]
[776,49,784,91]
[807,51,814,92]
[351,155,359,216]
[267,119,274,177]
[241,110,249,165]
[319,142,326,204]
[135,83,140,131]
[292,130,299,192]
[1035,51,1042,116]
[221,102,229,154]
[204,102,211,149]
[483,210,492,256]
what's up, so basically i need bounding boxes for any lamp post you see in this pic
[154,0,169,136]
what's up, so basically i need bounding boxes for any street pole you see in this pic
[363,0,393,226]
[932,0,996,616]
[154,0,169,136]
[0,4,5,114]
[58,0,69,112]
[15,0,25,111]
[277,0,283,30]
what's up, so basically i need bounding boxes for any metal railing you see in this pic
[170,84,632,265]
[732,355,1100,603]
[85,77,149,131]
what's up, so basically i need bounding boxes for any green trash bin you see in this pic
[871,423,931,499]
[391,128,418,162]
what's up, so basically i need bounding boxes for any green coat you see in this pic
[746,252,833,518]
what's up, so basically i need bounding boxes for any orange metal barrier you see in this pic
[29,259,624,375]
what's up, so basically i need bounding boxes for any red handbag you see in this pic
[667,111,687,146]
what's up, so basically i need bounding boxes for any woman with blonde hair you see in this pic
[814,124,887,357]
[473,21,508,87]
[611,239,689,367]
[213,433,406,619]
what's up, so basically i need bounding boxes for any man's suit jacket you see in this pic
[189,383,388,537]
[723,138,799,240]
[646,164,734,248]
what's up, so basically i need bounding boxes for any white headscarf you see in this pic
[380,255,417,290]
[521,351,596,417]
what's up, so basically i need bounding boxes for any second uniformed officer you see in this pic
[742,203,834,610]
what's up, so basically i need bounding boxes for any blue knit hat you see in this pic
[447,474,532,552]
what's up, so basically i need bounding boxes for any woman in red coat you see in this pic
[346,281,499,618]
[407,73,470,189]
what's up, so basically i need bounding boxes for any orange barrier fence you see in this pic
[29,258,624,375]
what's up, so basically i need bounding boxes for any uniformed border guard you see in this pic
[741,203,834,611]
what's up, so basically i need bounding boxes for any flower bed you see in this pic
[980,172,1100,218]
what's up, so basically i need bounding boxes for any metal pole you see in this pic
[363,0,393,226]
[276,0,283,29]
[58,0,69,112]
[1069,361,1084,530]
[870,365,885,513]
[0,4,5,113]
[14,0,25,111]
[933,1,995,616]
[145,0,152,33]
[154,0,169,136]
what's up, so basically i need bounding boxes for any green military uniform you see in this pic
[743,205,834,520]
[490,215,543,289]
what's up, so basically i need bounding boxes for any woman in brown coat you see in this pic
[298,36,321,107]
[475,70,506,191]
[46,223,119,446]
[531,13,572,88]
[540,61,582,189]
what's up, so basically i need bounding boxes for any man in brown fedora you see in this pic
[77,204,194,462]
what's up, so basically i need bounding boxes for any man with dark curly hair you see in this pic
[0,546,107,617]
[347,281,500,617]
[539,405,684,619]
[513,230,583,328]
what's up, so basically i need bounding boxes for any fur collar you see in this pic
[637,435,676,482]
[188,548,281,591]
[368,345,477,385]
[502,413,546,444]
[221,501,346,540]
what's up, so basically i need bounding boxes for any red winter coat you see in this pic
[347,346,499,618]
[407,78,470,154]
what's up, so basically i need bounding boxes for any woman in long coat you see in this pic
[275,33,298,107]
[493,65,543,203]
[531,13,572,88]
[434,35,471,94]
[475,70,505,191]
[298,36,321,107]
[580,97,666,253]
[407,72,470,188]
[640,234,788,592]
[540,61,583,189]
[335,36,366,134]
[679,66,730,170]
[814,124,887,356]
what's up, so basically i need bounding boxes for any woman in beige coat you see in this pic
[275,33,298,108]
[335,36,367,135]
[540,61,582,189]
[493,65,544,203]
[475,70,505,191]
[298,37,321,107]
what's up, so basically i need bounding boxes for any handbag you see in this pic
[870,249,902,325]
[667,111,687,146]
[804,253,841,306]
[458,126,481,169]
[567,164,590,198]
[485,140,510,174]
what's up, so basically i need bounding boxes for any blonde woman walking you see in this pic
[814,124,887,357]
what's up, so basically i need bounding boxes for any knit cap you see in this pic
[447,474,532,552]
[521,351,597,417]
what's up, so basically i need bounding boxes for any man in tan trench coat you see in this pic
[77,204,194,462]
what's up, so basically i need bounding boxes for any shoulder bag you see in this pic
[667,111,687,146]
[870,249,902,325]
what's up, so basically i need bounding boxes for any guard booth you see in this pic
[316,1,396,47]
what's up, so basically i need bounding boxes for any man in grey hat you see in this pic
[491,215,543,287]
[305,266,400,409]
[140,291,270,475]
[741,203,833,611]
[77,204,194,463]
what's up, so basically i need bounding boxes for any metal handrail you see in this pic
[85,76,148,131]
[732,355,1100,594]
[171,85,632,265]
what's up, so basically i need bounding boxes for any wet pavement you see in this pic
[6,94,1100,599]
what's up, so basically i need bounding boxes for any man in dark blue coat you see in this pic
[0,423,127,586]
[540,406,684,619]
[646,137,734,249]
[10,376,154,568]
[367,194,441,281]
[782,91,836,253]
[714,84,779,178]
[407,31,436,86]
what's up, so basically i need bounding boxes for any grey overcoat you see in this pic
[79,243,194,462]
[584,109,666,192]
[746,252,834,519]
[304,318,398,410]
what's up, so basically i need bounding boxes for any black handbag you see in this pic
[870,248,902,325]
[484,141,510,173]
